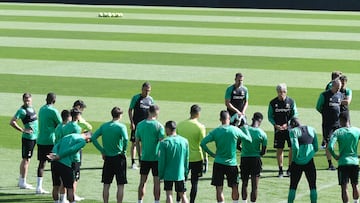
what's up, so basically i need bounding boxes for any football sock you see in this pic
[310,189,317,203]
[288,189,296,203]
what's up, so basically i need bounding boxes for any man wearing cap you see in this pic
[201,110,252,203]
[158,121,189,203]
[328,112,360,203]
[176,104,207,203]
[128,82,154,169]
[10,93,38,190]
[48,132,91,203]
[287,118,318,203]
[239,112,267,203]
[92,107,128,203]
[268,83,298,177]
[316,79,343,170]
[136,105,165,203]
[225,73,249,118]
[37,92,62,194]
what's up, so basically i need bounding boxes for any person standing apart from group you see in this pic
[92,107,129,203]
[268,83,298,177]
[225,73,249,118]
[201,110,252,203]
[136,105,165,203]
[10,93,38,190]
[176,104,208,203]
[37,93,62,194]
[328,112,360,203]
[129,82,154,169]
[287,118,318,203]
[158,121,189,203]
[316,79,343,170]
[239,112,267,203]
[339,75,352,122]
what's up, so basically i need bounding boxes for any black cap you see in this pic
[73,100,86,108]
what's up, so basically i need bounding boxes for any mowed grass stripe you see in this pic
[1,3,360,19]
[2,92,359,133]
[2,47,360,73]
[1,36,360,60]
[3,10,360,28]
[2,16,360,33]
[1,29,360,50]
[2,59,360,90]
[1,21,360,41]
[0,74,359,111]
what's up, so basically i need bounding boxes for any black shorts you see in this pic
[37,144,54,161]
[72,162,81,181]
[211,162,239,187]
[102,154,127,185]
[189,161,203,180]
[22,138,36,159]
[51,161,74,189]
[240,157,262,181]
[322,125,338,144]
[338,165,359,185]
[140,161,158,176]
[274,130,291,148]
[164,180,187,193]
[290,159,316,190]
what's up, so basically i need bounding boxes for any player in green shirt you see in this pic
[176,104,207,203]
[328,112,360,203]
[135,105,165,203]
[92,107,128,203]
[48,132,91,203]
[238,112,267,203]
[201,110,252,203]
[37,92,62,194]
[158,121,189,203]
[10,93,38,190]
[288,118,318,203]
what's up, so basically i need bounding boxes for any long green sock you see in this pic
[288,189,296,203]
[310,189,317,203]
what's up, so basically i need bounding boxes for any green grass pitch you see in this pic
[0,2,360,202]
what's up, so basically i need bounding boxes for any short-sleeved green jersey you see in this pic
[135,119,165,161]
[14,106,38,140]
[328,127,360,166]
[201,124,252,166]
[52,133,86,168]
[54,123,66,144]
[91,121,128,157]
[240,126,267,158]
[62,121,82,136]
[37,104,62,145]
[290,126,318,165]
[158,135,189,181]
[78,116,92,132]
[176,119,206,162]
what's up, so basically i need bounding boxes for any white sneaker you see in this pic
[74,194,85,201]
[19,183,35,189]
[60,199,70,203]
[36,188,50,194]
[131,163,139,170]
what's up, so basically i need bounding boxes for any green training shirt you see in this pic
[37,104,62,145]
[14,106,38,140]
[290,126,318,165]
[176,119,206,162]
[62,121,82,136]
[240,126,267,158]
[54,123,66,144]
[91,121,128,157]
[328,127,360,166]
[158,135,189,181]
[52,133,86,168]
[78,116,92,132]
[201,124,252,166]
[135,119,165,161]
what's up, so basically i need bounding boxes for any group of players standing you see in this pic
[9,71,359,203]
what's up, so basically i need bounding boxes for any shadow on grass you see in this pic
[0,192,49,202]
[45,166,102,172]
